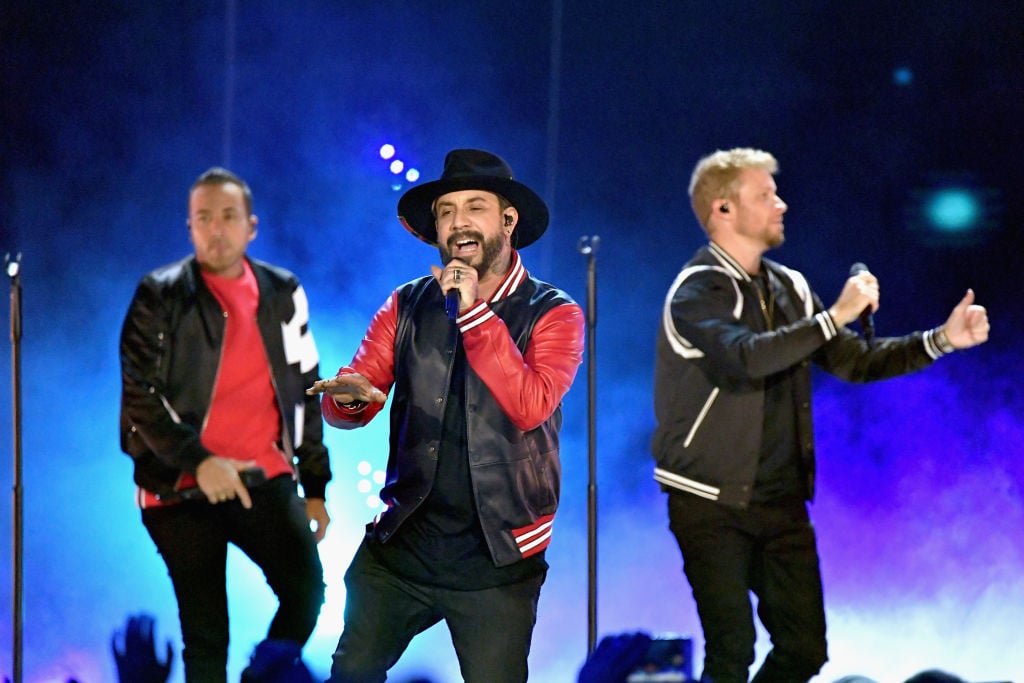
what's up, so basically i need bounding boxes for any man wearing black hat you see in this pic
[309,149,585,682]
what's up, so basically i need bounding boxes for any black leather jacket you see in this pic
[119,255,331,500]
[652,242,945,507]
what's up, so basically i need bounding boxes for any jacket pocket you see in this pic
[683,387,719,448]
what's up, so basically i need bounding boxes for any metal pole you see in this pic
[7,252,23,683]
[577,236,599,657]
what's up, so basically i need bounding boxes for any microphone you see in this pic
[445,265,465,322]
[849,262,874,344]
[158,468,267,503]
[445,289,460,322]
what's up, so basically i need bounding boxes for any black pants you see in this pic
[327,539,545,683]
[142,475,325,683]
[667,493,828,683]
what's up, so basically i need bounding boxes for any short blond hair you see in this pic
[688,148,778,230]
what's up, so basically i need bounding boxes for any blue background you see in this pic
[2,2,1022,681]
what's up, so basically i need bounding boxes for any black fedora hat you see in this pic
[397,149,549,248]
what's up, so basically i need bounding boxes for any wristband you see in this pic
[336,398,366,411]
[933,327,955,354]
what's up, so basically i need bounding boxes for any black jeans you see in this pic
[142,475,325,683]
[327,539,545,683]
[667,493,828,683]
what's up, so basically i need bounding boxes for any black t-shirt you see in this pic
[750,270,807,503]
[369,339,546,589]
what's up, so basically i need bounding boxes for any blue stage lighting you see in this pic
[923,187,980,233]
[893,66,913,86]
[906,174,1001,247]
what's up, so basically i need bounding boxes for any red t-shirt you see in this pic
[140,260,292,507]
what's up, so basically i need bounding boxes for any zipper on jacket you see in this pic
[199,308,229,436]
[260,313,300,476]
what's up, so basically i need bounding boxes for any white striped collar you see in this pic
[707,241,753,282]
[489,250,527,302]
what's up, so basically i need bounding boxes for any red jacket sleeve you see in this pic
[320,293,398,428]
[460,301,585,431]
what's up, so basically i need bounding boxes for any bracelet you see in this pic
[933,327,955,354]
[336,398,366,410]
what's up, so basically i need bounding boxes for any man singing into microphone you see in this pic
[651,148,990,683]
[310,148,584,682]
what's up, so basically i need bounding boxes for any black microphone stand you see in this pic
[6,253,23,683]
[577,236,599,657]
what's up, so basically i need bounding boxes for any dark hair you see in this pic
[190,167,254,216]
[903,670,967,683]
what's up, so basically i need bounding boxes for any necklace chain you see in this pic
[755,272,774,330]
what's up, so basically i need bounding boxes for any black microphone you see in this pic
[849,262,874,344]
[158,468,268,503]
[445,289,460,322]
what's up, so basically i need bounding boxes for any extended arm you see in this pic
[316,293,397,428]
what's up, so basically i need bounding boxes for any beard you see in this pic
[438,230,506,276]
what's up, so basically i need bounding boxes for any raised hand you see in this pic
[111,613,173,683]
[941,288,990,349]
[306,371,386,405]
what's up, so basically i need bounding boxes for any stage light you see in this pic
[377,141,420,190]
[893,66,913,86]
[906,173,1001,247]
[355,460,386,509]
[923,188,980,234]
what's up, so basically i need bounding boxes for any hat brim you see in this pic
[397,176,549,248]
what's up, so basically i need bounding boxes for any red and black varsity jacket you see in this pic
[323,251,584,567]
